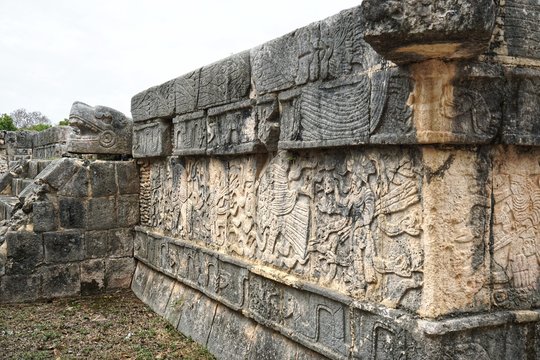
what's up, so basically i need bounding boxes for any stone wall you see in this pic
[130,1,540,359]
[0,158,138,302]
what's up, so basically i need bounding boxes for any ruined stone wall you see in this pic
[131,1,539,359]
[0,158,138,302]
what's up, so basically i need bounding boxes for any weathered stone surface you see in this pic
[32,200,57,232]
[57,166,89,198]
[0,274,41,302]
[5,231,42,275]
[115,161,139,194]
[80,259,105,295]
[85,230,109,259]
[104,257,134,289]
[68,101,133,155]
[206,305,257,359]
[44,230,85,263]
[504,0,540,59]
[278,77,370,149]
[502,67,540,145]
[36,158,81,190]
[174,71,200,116]
[132,119,172,158]
[40,263,80,298]
[251,7,377,94]
[172,111,207,156]
[361,0,497,64]
[90,161,116,197]
[131,79,176,122]
[197,51,250,109]
[408,61,503,144]
[492,147,540,310]
[86,197,117,230]
[109,228,133,258]
[117,195,139,227]
[420,147,491,317]
[207,100,265,155]
[58,197,86,229]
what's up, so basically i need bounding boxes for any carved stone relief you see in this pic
[492,147,540,309]
[140,149,423,309]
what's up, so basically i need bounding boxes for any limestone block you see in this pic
[367,68,415,144]
[58,197,87,229]
[206,305,257,359]
[90,161,117,197]
[132,119,172,158]
[36,158,81,190]
[108,228,133,258]
[420,147,492,317]
[67,101,133,155]
[85,230,109,259]
[505,0,540,59]
[40,263,80,298]
[115,161,139,194]
[172,111,207,156]
[491,147,540,310]
[502,67,540,145]
[0,274,41,303]
[174,70,200,116]
[361,0,497,64]
[197,51,250,109]
[104,257,134,289]
[278,77,370,149]
[248,274,351,359]
[86,197,117,230]
[251,7,378,94]
[43,230,85,263]
[207,100,265,155]
[255,94,280,151]
[80,259,105,295]
[408,61,503,144]
[131,79,176,122]
[117,194,139,227]
[5,231,43,275]
[57,166,89,198]
[33,201,58,233]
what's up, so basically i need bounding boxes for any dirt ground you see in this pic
[0,290,215,360]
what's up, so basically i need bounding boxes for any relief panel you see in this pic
[492,147,540,309]
[173,111,207,156]
[131,80,176,122]
[278,77,371,149]
[133,120,172,158]
[207,100,265,155]
[197,51,251,109]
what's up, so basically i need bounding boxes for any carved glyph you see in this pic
[140,149,423,308]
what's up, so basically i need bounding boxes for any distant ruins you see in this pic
[1,1,540,358]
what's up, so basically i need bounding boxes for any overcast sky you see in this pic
[0,1,361,123]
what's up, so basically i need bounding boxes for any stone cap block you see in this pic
[361,0,497,64]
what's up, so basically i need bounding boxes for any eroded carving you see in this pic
[68,101,133,155]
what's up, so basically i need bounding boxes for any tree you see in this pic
[25,123,52,132]
[10,108,51,129]
[58,119,70,126]
[0,114,17,131]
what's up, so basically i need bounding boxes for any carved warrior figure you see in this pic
[68,101,133,155]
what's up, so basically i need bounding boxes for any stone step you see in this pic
[27,159,54,179]
[0,195,19,221]
[11,178,34,197]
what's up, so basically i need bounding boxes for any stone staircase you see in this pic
[0,159,53,221]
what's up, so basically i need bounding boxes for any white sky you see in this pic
[0,0,361,123]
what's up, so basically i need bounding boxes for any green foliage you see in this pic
[0,113,17,131]
[58,119,69,126]
[23,123,52,132]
